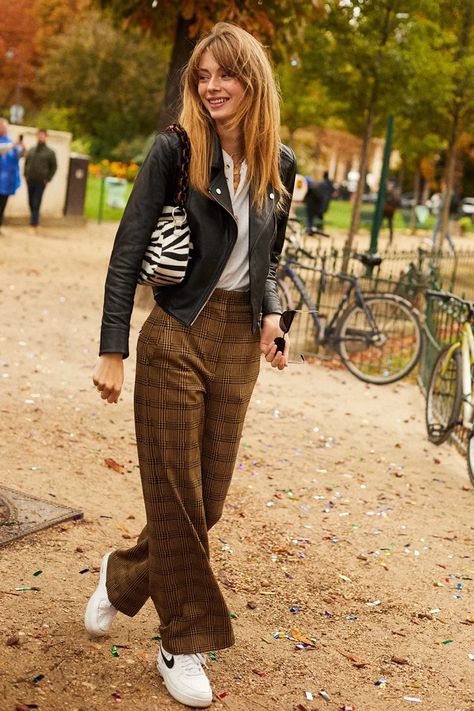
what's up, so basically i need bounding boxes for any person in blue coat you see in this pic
[0,118,25,234]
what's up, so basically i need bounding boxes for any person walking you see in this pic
[24,129,57,233]
[303,170,334,231]
[383,183,401,245]
[85,22,296,709]
[0,118,24,235]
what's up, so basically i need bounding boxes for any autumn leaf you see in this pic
[104,457,124,474]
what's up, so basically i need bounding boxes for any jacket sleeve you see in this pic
[99,132,175,358]
[47,149,57,182]
[24,150,30,179]
[262,145,297,317]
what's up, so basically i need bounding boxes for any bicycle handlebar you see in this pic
[426,289,474,314]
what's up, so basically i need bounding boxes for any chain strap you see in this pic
[166,123,191,208]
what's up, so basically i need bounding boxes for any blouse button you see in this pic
[216,188,222,195]
[269,192,275,199]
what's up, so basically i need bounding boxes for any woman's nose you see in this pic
[207,74,221,91]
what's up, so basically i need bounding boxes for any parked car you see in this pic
[461,197,474,220]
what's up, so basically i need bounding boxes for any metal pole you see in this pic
[98,177,106,224]
[369,115,394,254]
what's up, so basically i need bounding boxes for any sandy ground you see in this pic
[0,221,473,711]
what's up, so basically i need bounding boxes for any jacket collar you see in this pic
[208,131,280,250]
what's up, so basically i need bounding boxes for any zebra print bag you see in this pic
[138,124,192,287]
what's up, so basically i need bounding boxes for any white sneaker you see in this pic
[157,645,213,708]
[84,552,118,636]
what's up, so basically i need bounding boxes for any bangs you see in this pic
[192,35,253,87]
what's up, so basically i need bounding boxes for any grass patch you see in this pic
[85,175,133,221]
[294,200,437,233]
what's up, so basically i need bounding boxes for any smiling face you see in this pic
[197,49,246,127]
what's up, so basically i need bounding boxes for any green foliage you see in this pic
[35,12,170,158]
[319,1,436,136]
[111,134,153,163]
[277,23,333,138]
[29,105,76,133]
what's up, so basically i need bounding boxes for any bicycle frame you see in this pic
[279,257,381,345]
[444,321,474,429]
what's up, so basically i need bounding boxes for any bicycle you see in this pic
[425,291,474,485]
[276,235,422,385]
[393,247,441,310]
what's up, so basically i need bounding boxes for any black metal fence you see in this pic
[283,242,474,359]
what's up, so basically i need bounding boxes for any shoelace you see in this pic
[179,653,207,676]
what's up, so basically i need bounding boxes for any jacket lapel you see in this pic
[207,132,281,248]
[249,185,280,253]
[208,134,234,217]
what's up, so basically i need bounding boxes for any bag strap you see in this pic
[165,123,191,209]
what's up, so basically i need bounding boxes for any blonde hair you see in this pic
[179,22,288,212]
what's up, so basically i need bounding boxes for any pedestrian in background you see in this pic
[24,128,57,233]
[85,22,296,709]
[383,183,401,245]
[0,117,24,235]
[304,170,334,231]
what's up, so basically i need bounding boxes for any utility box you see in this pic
[105,177,127,209]
[64,153,89,216]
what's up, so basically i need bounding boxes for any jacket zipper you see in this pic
[189,190,239,325]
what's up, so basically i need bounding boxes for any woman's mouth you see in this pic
[208,98,229,107]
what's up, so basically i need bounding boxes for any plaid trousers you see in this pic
[105,289,261,654]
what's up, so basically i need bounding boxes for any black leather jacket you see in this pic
[100,131,297,358]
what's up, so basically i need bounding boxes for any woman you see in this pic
[85,22,296,709]
[0,118,24,234]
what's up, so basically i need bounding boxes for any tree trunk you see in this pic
[342,102,375,271]
[410,163,421,235]
[436,110,459,251]
[342,0,395,270]
[157,13,196,130]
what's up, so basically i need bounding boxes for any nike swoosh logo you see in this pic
[161,650,175,669]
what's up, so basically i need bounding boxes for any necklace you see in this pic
[233,160,242,192]
[229,153,244,192]
[223,146,244,192]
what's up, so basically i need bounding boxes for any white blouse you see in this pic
[215,149,250,291]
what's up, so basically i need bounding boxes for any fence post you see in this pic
[369,115,394,257]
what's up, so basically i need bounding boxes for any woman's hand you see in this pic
[259,313,288,370]
[92,353,124,404]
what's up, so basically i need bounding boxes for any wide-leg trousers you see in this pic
[105,289,261,654]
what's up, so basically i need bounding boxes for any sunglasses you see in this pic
[274,310,297,353]
[273,309,318,361]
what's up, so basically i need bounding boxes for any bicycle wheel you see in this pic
[276,272,306,312]
[467,432,474,486]
[426,346,462,444]
[276,273,294,310]
[336,295,422,384]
